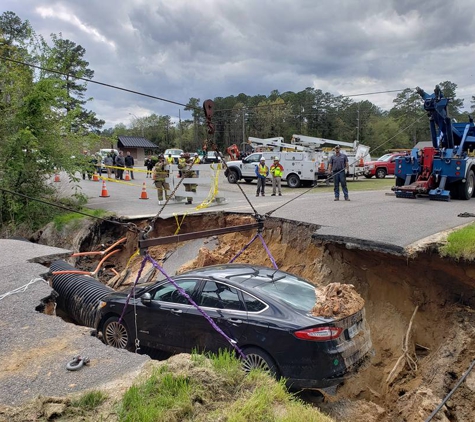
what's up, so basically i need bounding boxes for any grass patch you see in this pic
[71,390,108,411]
[439,223,475,260]
[118,367,196,422]
[116,351,334,422]
[279,177,395,194]
[53,208,109,230]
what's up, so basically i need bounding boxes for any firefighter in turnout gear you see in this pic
[270,156,284,196]
[179,153,197,204]
[152,155,170,204]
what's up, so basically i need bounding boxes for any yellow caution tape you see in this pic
[125,249,140,269]
[195,163,222,210]
[173,213,188,235]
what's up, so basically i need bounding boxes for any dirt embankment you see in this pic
[35,212,475,421]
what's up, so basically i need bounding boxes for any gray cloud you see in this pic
[2,0,474,127]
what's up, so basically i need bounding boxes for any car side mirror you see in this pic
[141,292,152,305]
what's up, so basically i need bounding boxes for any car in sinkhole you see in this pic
[95,263,372,388]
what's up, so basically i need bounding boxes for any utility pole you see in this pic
[242,108,246,148]
[356,104,360,144]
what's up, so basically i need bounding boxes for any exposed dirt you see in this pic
[30,212,475,421]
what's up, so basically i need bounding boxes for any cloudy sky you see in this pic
[3,0,474,128]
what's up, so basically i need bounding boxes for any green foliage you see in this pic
[71,390,108,411]
[52,208,108,231]
[119,369,196,422]
[439,224,475,260]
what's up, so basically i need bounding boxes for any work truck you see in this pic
[392,85,475,200]
[224,136,371,188]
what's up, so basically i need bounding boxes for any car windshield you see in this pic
[165,149,183,155]
[377,154,393,162]
[253,273,316,312]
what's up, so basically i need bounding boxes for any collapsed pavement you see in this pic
[2,211,475,421]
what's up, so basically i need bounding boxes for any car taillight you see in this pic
[293,327,343,341]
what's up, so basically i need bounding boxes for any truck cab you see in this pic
[364,152,407,179]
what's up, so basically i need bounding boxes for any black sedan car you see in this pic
[95,264,372,388]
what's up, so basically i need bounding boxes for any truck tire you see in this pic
[375,168,387,179]
[395,177,405,187]
[286,174,301,188]
[244,178,253,183]
[458,170,475,200]
[227,169,239,184]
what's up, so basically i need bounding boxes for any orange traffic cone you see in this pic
[139,182,149,200]
[319,162,325,173]
[92,172,100,181]
[124,170,131,181]
[99,180,110,197]
[358,157,364,167]
[54,173,61,182]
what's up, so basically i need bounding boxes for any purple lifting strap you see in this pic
[229,233,278,270]
[119,254,246,359]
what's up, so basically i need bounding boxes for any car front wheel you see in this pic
[375,168,387,179]
[103,316,132,350]
[242,347,279,378]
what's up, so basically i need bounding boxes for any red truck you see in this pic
[363,152,408,179]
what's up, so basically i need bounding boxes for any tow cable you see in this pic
[66,355,90,371]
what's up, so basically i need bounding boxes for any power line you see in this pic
[0,55,195,110]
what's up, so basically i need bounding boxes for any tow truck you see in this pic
[224,135,371,188]
[392,85,475,200]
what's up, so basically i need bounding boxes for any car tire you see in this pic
[242,347,279,378]
[244,178,253,184]
[375,168,387,179]
[286,174,301,188]
[227,169,239,184]
[103,316,132,350]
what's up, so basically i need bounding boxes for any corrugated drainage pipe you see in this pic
[50,260,114,328]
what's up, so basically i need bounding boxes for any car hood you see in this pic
[364,160,385,166]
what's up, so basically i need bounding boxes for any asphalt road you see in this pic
[57,165,475,253]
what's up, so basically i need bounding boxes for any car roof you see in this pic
[175,263,313,288]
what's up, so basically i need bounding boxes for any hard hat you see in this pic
[194,153,198,156]
[260,157,265,161]
[334,145,341,149]
[274,156,279,160]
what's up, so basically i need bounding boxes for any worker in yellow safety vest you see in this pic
[255,157,269,197]
[166,154,174,165]
[178,153,186,177]
[270,156,284,196]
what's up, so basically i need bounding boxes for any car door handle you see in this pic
[228,318,243,325]
[170,309,183,315]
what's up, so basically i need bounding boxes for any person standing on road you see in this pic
[103,153,114,179]
[255,157,269,197]
[179,153,197,204]
[152,155,170,204]
[270,156,284,196]
[124,151,135,179]
[115,151,126,180]
[166,154,174,165]
[327,145,350,201]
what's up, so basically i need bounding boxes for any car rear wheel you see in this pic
[242,347,279,378]
[227,170,239,184]
[375,168,387,179]
[103,316,132,350]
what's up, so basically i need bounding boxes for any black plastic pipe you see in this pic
[50,260,113,328]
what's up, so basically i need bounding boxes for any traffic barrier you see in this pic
[92,172,100,182]
[54,173,61,182]
[124,170,131,181]
[139,182,149,200]
[100,180,110,197]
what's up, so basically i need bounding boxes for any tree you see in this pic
[43,33,104,133]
